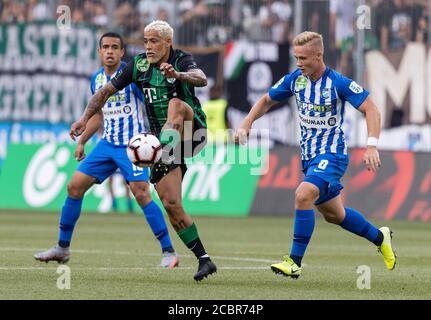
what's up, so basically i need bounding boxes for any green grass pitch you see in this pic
[0,210,430,300]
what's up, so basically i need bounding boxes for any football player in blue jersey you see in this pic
[34,33,179,269]
[235,31,396,278]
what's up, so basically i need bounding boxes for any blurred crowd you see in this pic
[0,0,294,45]
[329,0,429,75]
[0,0,429,50]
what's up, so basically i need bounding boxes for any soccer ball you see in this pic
[127,133,162,167]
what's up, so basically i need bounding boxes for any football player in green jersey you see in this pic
[70,20,216,281]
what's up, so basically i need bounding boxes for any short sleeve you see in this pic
[111,60,134,91]
[268,73,295,102]
[131,83,144,103]
[335,74,369,109]
[90,74,96,95]
[177,53,198,71]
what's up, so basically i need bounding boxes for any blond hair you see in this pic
[293,31,324,53]
[144,20,173,40]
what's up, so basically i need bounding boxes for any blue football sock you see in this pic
[142,201,173,252]
[340,207,380,244]
[58,196,83,248]
[290,209,315,267]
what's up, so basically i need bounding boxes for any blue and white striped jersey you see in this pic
[269,67,369,160]
[90,62,149,146]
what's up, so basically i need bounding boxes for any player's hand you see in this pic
[363,146,381,172]
[160,63,178,79]
[70,119,87,141]
[234,123,251,145]
[74,143,86,161]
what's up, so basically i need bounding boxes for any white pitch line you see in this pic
[0,266,269,271]
[0,247,276,263]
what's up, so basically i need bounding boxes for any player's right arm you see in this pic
[235,94,278,144]
[70,82,118,140]
[74,111,103,161]
[70,60,135,140]
[234,74,294,144]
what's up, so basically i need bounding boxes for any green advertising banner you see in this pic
[0,143,266,216]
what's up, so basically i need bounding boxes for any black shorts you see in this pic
[150,117,207,185]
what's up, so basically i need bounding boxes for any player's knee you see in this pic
[294,189,315,208]
[67,182,86,199]
[161,197,182,215]
[134,190,152,207]
[168,98,186,114]
[130,184,151,207]
[322,212,343,224]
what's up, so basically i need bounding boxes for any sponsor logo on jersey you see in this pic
[349,81,364,94]
[103,108,124,116]
[295,76,308,92]
[297,101,333,113]
[298,113,338,128]
[299,114,327,126]
[123,105,132,114]
[107,93,126,103]
[136,58,150,72]
[142,87,157,103]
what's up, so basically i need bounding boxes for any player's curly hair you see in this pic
[293,31,324,53]
[144,20,174,40]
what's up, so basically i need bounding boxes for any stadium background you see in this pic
[1,0,430,221]
[0,0,431,301]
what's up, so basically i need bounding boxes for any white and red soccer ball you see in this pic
[127,133,162,167]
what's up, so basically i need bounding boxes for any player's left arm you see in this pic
[160,64,207,87]
[160,53,207,87]
[74,111,103,161]
[338,75,382,173]
[178,68,208,87]
[358,96,382,172]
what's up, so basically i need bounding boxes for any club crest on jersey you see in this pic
[321,88,330,99]
[136,58,150,72]
[166,77,176,84]
[295,76,308,92]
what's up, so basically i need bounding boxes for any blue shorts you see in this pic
[78,139,149,184]
[301,153,348,205]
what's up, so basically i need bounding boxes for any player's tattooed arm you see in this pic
[160,62,207,87]
[82,82,118,122]
[176,69,208,87]
[70,82,117,140]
